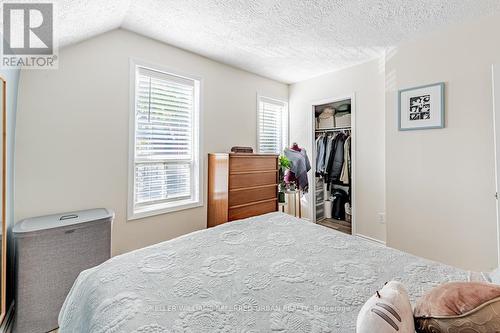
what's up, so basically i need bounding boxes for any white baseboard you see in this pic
[356,233,386,245]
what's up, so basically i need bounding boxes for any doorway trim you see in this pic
[492,65,500,267]
[310,93,357,235]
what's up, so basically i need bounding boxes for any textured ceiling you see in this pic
[51,0,500,83]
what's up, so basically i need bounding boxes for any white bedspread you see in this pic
[59,212,466,332]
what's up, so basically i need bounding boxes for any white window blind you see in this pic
[257,96,288,154]
[130,65,201,218]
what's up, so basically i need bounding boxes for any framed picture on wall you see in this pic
[398,82,445,131]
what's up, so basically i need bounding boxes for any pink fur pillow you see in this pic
[414,282,500,332]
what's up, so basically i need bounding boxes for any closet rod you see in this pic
[315,126,351,133]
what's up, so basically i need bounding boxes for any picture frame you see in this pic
[398,82,445,131]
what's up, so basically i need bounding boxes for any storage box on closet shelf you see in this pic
[335,112,351,128]
[334,103,352,128]
[317,107,335,129]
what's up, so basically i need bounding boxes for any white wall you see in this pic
[386,13,500,271]
[289,58,387,242]
[14,29,288,256]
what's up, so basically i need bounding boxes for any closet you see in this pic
[313,98,352,234]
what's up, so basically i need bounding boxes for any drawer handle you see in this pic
[60,214,78,221]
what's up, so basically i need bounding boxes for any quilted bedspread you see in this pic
[59,212,467,332]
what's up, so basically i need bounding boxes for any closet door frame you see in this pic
[492,64,500,267]
[309,93,357,235]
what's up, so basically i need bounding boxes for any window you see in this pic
[257,96,288,154]
[129,63,202,219]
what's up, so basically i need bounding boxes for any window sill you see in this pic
[128,199,203,221]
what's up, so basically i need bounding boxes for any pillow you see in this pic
[414,282,500,333]
[489,267,500,284]
[356,281,415,333]
[468,270,490,283]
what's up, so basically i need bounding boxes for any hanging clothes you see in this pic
[330,134,345,182]
[284,147,311,193]
[324,135,338,180]
[315,134,327,175]
[323,134,336,176]
[340,135,351,184]
[325,133,346,185]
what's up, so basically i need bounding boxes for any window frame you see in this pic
[128,59,203,221]
[256,94,289,154]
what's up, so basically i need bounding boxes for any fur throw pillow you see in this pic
[414,282,500,333]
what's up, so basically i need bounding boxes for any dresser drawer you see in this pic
[229,185,277,207]
[230,156,277,173]
[229,171,277,189]
[228,199,277,221]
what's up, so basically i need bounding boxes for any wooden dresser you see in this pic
[207,153,279,227]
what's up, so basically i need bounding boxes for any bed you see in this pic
[59,212,467,332]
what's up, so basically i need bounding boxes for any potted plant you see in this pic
[278,155,291,203]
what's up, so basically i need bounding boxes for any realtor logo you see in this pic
[1,2,57,68]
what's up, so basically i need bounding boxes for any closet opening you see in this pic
[311,96,354,235]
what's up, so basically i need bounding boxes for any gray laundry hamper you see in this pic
[13,208,114,333]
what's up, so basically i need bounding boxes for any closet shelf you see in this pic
[315,126,351,132]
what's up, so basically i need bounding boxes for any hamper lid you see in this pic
[13,208,114,234]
